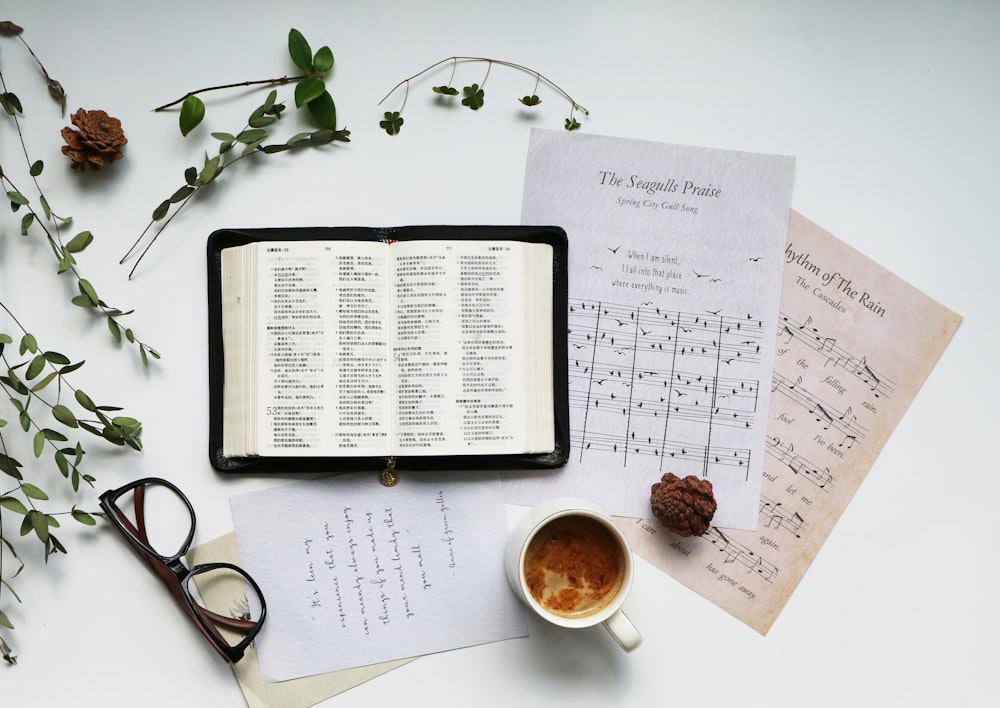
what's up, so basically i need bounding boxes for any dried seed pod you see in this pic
[650,472,717,537]
[60,108,127,171]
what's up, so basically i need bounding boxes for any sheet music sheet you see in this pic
[503,129,796,530]
[616,211,962,634]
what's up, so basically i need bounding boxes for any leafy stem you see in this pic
[151,74,311,112]
[378,56,589,135]
[122,29,348,277]
[0,67,158,364]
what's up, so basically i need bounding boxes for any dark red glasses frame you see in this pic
[98,477,266,663]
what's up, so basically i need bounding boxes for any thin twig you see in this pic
[152,75,307,111]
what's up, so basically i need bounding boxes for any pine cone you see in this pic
[650,472,717,537]
[60,108,128,171]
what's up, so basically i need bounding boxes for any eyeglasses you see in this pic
[99,477,266,663]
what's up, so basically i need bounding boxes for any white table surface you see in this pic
[2,2,997,706]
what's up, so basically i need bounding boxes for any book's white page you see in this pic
[505,129,795,529]
[253,241,391,457]
[388,240,553,456]
[230,471,527,681]
[616,211,962,633]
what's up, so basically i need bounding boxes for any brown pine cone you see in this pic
[60,108,128,171]
[650,472,717,537]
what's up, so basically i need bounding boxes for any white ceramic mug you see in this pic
[505,497,642,652]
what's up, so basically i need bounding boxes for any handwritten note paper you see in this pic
[504,129,796,529]
[616,211,962,633]
[230,471,527,681]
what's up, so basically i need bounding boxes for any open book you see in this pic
[207,226,569,474]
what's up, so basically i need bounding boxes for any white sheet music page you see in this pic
[504,129,795,530]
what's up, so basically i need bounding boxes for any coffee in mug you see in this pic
[505,498,642,652]
[523,514,625,619]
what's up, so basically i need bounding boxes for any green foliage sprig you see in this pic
[121,29,349,278]
[0,21,66,114]
[0,22,147,664]
[378,56,589,136]
[0,306,144,665]
[0,32,158,364]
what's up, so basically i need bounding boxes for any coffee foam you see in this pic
[523,515,624,619]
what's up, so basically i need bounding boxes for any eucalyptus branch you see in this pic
[122,28,349,278]
[0,67,159,364]
[0,20,66,114]
[0,308,140,664]
[378,56,590,135]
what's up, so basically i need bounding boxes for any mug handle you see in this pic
[602,609,642,652]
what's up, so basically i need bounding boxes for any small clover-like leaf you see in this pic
[179,95,206,137]
[461,84,485,110]
[565,116,581,131]
[380,111,404,136]
[432,85,460,96]
[519,94,542,106]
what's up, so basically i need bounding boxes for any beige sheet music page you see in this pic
[616,210,962,634]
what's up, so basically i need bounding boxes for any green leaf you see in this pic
[235,129,267,144]
[313,45,334,73]
[259,143,294,154]
[262,89,277,113]
[184,166,199,185]
[210,132,236,143]
[294,77,326,109]
[307,90,337,129]
[21,483,48,501]
[75,389,97,411]
[461,84,485,110]
[169,185,195,203]
[29,371,57,393]
[200,155,221,184]
[70,294,94,308]
[379,111,404,136]
[78,278,99,306]
[20,213,34,235]
[0,496,28,514]
[28,510,49,541]
[72,509,97,526]
[25,355,45,380]
[6,190,28,207]
[519,94,542,106]
[152,199,171,221]
[179,95,206,137]
[65,231,93,253]
[0,610,13,630]
[20,333,36,355]
[565,116,581,131]
[52,404,78,428]
[29,159,44,176]
[40,194,52,220]
[33,431,45,457]
[288,29,313,71]
[432,85,459,96]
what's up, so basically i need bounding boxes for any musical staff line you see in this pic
[766,435,834,492]
[569,299,764,481]
[706,527,778,582]
[777,312,896,399]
